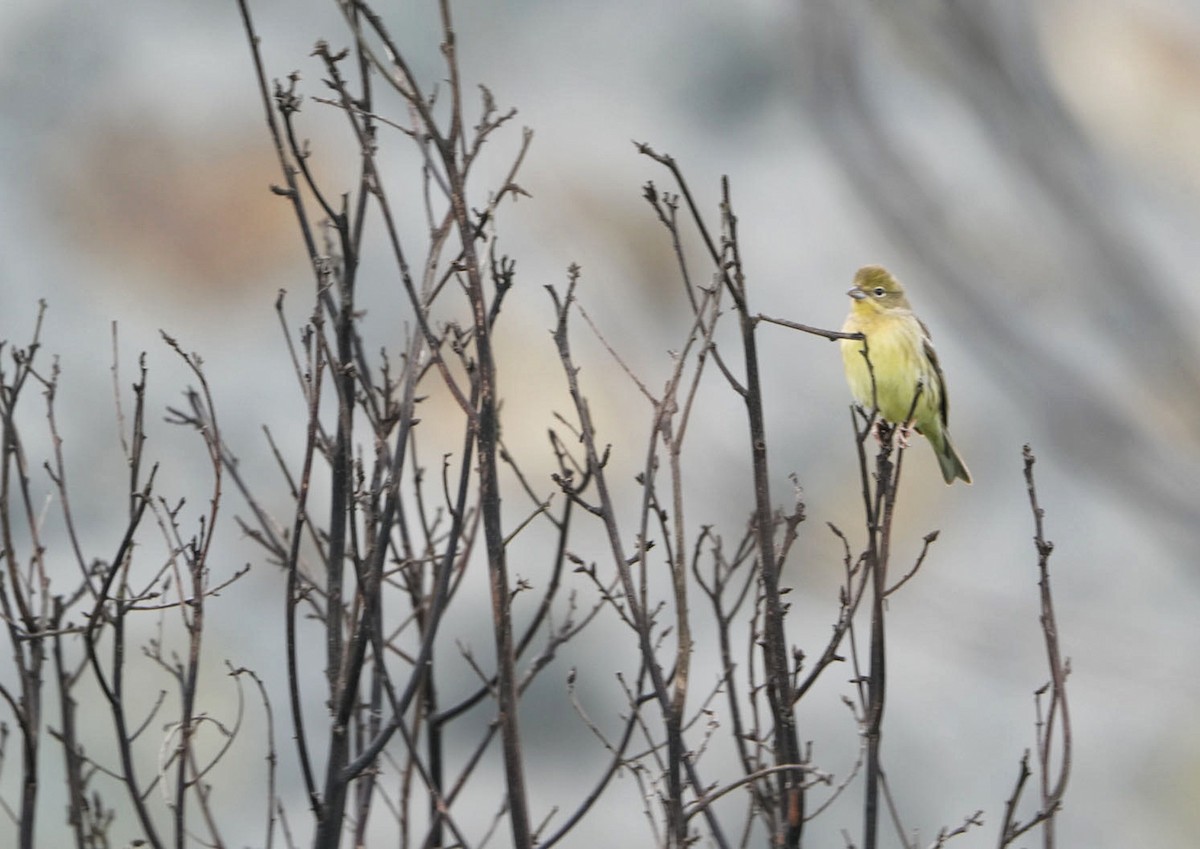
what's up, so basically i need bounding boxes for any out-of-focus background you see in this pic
[2,1,1199,846]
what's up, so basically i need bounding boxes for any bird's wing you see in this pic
[921,331,951,426]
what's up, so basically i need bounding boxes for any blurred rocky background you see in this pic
[2,1,1198,846]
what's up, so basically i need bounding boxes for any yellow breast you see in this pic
[840,305,941,428]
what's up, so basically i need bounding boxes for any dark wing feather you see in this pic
[919,321,950,426]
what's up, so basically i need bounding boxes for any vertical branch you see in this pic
[160,337,225,849]
[549,268,730,849]
[283,306,323,814]
[638,146,804,845]
[859,421,889,849]
[1025,446,1071,817]
[238,4,392,843]
[638,145,806,844]
[79,335,164,849]
[83,470,161,849]
[637,146,815,843]
[625,267,722,843]
[51,601,83,849]
[720,179,804,846]
[998,446,1072,848]
[231,19,330,826]
[0,325,42,849]
[856,380,916,849]
[590,179,727,839]
[236,7,542,847]
[430,4,532,846]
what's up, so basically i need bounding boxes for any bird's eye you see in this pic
[872,287,886,297]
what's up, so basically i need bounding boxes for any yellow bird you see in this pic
[840,265,971,484]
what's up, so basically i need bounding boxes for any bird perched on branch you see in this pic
[840,265,971,484]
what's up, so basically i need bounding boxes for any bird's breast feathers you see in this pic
[841,309,941,426]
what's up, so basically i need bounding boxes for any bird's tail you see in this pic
[932,430,972,485]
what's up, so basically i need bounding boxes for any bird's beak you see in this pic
[847,287,866,300]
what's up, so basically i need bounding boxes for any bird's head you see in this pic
[847,265,912,312]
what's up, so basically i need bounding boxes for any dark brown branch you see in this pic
[756,313,862,342]
[998,446,1072,847]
